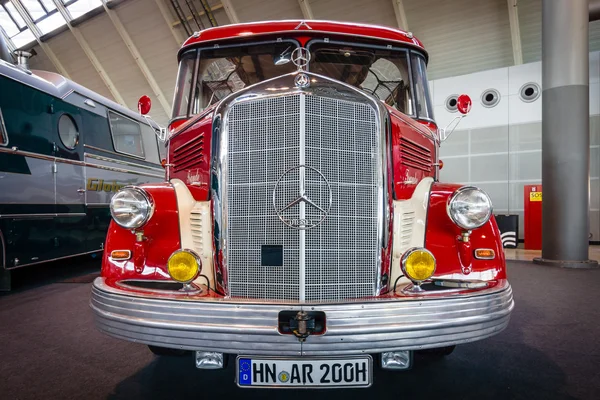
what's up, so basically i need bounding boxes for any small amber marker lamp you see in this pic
[110,250,131,261]
[474,249,496,260]
[167,249,202,284]
[401,248,436,292]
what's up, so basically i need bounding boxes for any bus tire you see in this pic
[0,268,10,292]
[418,345,456,357]
[148,345,188,357]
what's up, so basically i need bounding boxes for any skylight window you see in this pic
[0,6,20,36]
[22,0,45,21]
[0,0,102,50]
[12,28,34,48]
[37,11,65,34]
[38,0,56,12]
[67,0,101,19]
[4,3,26,29]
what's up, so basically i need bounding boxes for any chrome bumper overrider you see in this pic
[90,278,514,356]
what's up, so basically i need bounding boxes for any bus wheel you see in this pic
[0,268,11,292]
[148,345,188,357]
[418,345,456,357]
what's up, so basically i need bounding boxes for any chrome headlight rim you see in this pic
[400,247,437,284]
[110,186,155,230]
[167,249,202,284]
[446,186,493,231]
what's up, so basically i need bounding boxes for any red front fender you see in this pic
[101,182,181,284]
[425,183,507,280]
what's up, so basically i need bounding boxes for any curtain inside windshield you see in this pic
[309,43,414,115]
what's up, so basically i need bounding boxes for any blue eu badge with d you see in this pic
[239,358,252,385]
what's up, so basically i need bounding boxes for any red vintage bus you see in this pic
[90,20,513,388]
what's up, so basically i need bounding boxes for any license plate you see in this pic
[236,356,372,388]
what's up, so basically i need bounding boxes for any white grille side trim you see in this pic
[171,178,215,289]
[390,177,434,287]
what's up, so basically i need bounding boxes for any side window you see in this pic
[108,110,144,158]
[58,114,79,149]
[411,53,434,120]
[0,107,7,146]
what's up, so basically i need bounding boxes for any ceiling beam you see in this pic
[173,0,225,26]
[298,0,314,19]
[154,0,186,44]
[8,0,71,78]
[391,0,409,31]
[507,0,523,65]
[100,0,171,116]
[220,0,240,24]
[0,26,16,53]
[51,0,126,105]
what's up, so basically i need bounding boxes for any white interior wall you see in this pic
[434,51,600,240]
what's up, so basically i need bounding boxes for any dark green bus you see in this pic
[0,54,164,290]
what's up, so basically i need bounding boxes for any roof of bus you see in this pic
[181,20,426,53]
[0,59,151,126]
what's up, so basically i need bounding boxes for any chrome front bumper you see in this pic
[90,278,514,356]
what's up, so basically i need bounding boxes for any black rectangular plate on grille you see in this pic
[261,245,283,266]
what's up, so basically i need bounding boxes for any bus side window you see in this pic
[140,124,160,165]
[108,110,145,158]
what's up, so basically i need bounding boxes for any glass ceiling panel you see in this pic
[0,6,20,36]
[12,28,34,48]
[22,0,45,21]
[37,11,65,35]
[39,0,56,12]
[67,0,101,19]
[0,0,104,49]
[4,3,26,29]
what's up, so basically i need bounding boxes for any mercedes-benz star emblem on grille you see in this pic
[294,73,310,88]
[273,165,332,230]
[291,47,311,69]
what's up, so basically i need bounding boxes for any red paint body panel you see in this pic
[167,111,214,201]
[388,107,437,199]
[101,183,181,285]
[425,183,507,281]
[181,20,425,54]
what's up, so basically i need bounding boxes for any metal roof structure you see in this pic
[1,0,599,125]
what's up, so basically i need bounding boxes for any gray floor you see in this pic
[0,258,599,400]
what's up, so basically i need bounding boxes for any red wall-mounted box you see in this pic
[524,184,542,250]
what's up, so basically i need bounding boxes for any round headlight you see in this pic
[110,187,153,229]
[167,249,201,283]
[447,186,493,230]
[401,248,436,283]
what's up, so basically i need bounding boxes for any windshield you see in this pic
[172,42,298,119]
[172,40,433,121]
[309,42,414,115]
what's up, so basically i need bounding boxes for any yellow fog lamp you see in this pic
[401,248,436,292]
[167,249,201,283]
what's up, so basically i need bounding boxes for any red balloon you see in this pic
[457,94,472,115]
[138,95,152,115]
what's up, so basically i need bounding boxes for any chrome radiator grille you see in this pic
[225,93,380,301]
